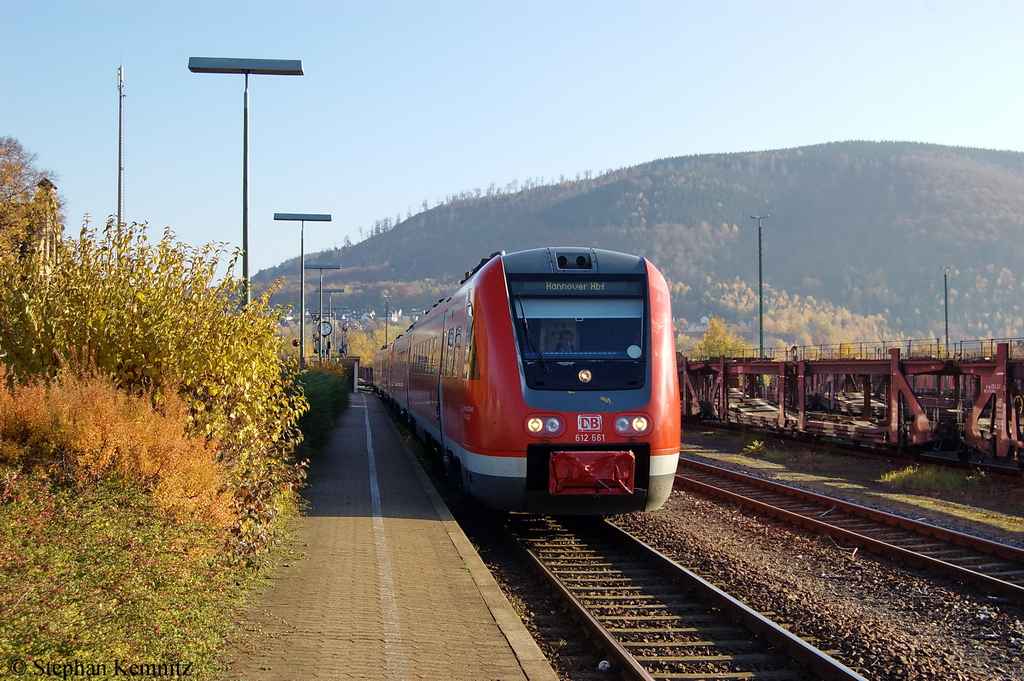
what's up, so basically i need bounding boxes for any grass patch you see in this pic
[0,474,256,678]
[879,464,982,493]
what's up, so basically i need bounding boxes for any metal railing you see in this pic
[956,337,1024,361]
[685,337,1024,363]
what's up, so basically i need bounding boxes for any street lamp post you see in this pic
[274,213,331,368]
[941,266,951,356]
[383,294,389,348]
[749,215,770,358]
[189,57,304,305]
[305,265,341,362]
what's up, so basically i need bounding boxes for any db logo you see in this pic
[578,415,602,431]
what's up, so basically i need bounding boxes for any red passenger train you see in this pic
[372,247,680,514]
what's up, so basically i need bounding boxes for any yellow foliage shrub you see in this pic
[0,369,232,527]
[0,221,308,558]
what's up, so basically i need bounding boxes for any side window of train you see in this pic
[464,308,478,380]
[441,334,448,378]
[444,327,458,378]
[451,325,462,379]
[466,332,479,380]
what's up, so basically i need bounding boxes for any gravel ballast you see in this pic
[465,432,1024,681]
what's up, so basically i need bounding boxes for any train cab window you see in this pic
[510,295,646,390]
[513,298,644,359]
[507,275,647,390]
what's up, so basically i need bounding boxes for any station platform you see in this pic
[223,393,558,681]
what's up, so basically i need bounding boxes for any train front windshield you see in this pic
[508,276,647,390]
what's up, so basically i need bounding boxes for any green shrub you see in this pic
[295,366,350,460]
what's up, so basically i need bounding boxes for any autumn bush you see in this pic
[0,220,307,560]
[0,368,250,674]
[0,370,232,526]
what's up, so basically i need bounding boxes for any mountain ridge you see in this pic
[254,140,1024,346]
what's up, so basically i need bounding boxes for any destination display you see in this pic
[508,277,644,296]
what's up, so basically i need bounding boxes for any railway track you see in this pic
[675,457,1024,603]
[508,515,866,681]
[688,421,1024,476]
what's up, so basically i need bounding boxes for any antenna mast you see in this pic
[117,65,125,234]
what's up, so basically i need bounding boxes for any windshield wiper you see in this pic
[515,295,549,372]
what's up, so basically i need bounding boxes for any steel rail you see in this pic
[510,517,866,681]
[687,422,1024,477]
[676,457,1024,602]
[518,542,655,681]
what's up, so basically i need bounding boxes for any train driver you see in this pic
[555,329,575,352]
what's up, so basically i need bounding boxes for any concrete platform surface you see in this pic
[223,393,558,681]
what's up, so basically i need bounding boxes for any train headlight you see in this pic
[525,415,564,436]
[614,414,651,435]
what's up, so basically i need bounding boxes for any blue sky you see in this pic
[4,1,1022,274]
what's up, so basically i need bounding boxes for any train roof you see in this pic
[411,247,650,329]
[499,247,646,275]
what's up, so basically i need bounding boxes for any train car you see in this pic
[373,246,680,514]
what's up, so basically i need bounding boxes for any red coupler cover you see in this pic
[549,450,635,495]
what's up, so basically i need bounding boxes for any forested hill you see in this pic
[254,141,1024,345]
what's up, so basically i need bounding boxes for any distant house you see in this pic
[677,316,752,343]
[678,315,712,341]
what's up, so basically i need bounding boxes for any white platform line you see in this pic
[364,395,406,679]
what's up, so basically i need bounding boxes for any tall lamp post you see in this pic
[274,213,330,368]
[189,57,304,305]
[940,266,951,356]
[383,294,389,348]
[749,215,770,358]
